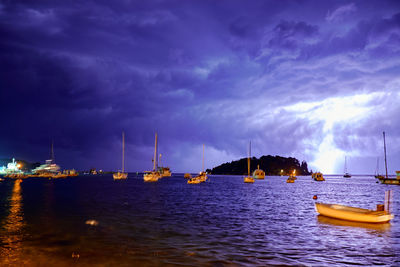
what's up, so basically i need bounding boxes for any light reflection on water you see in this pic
[317,214,391,231]
[0,179,24,264]
[0,174,399,266]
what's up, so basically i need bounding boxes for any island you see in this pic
[207,155,311,176]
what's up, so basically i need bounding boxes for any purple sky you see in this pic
[1,0,400,174]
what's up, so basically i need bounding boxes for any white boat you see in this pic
[244,141,254,183]
[158,154,172,177]
[286,170,297,183]
[315,191,394,223]
[159,167,171,177]
[286,178,295,183]
[32,141,61,176]
[188,144,207,184]
[144,133,161,182]
[343,156,351,178]
[253,164,265,179]
[312,172,325,181]
[315,203,394,223]
[113,131,128,180]
[187,176,201,184]
[143,171,161,182]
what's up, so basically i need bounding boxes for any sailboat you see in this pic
[188,144,207,184]
[143,133,161,182]
[343,156,351,178]
[253,164,265,179]
[32,140,61,177]
[380,131,400,185]
[244,141,255,183]
[113,131,128,180]
[158,153,172,177]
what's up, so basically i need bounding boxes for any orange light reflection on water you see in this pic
[0,179,25,264]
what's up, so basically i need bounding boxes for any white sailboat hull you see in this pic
[113,172,128,179]
[143,172,160,182]
[244,176,254,183]
[188,172,207,184]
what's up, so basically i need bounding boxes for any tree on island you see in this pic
[209,155,311,175]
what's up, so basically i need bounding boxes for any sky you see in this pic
[1,0,400,174]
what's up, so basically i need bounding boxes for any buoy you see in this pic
[85,219,99,226]
[313,195,318,200]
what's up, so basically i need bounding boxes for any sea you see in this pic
[0,174,399,266]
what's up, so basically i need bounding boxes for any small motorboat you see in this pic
[286,170,297,183]
[315,203,394,223]
[252,165,265,179]
[286,177,295,183]
[312,172,325,181]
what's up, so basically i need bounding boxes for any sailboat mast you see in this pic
[202,144,205,173]
[383,131,388,179]
[153,133,158,171]
[344,156,347,173]
[51,139,55,162]
[247,141,251,176]
[122,131,125,173]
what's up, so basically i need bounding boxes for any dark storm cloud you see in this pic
[1,0,400,173]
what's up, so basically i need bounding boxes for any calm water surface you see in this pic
[0,174,399,266]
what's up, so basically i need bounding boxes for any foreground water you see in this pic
[0,174,399,266]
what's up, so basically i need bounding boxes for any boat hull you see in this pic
[161,172,171,177]
[312,172,325,181]
[380,178,400,185]
[197,173,207,182]
[52,174,68,179]
[253,170,265,179]
[315,203,394,223]
[187,178,201,184]
[160,169,171,177]
[143,172,160,182]
[188,173,207,184]
[113,172,128,179]
[244,176,254,183]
